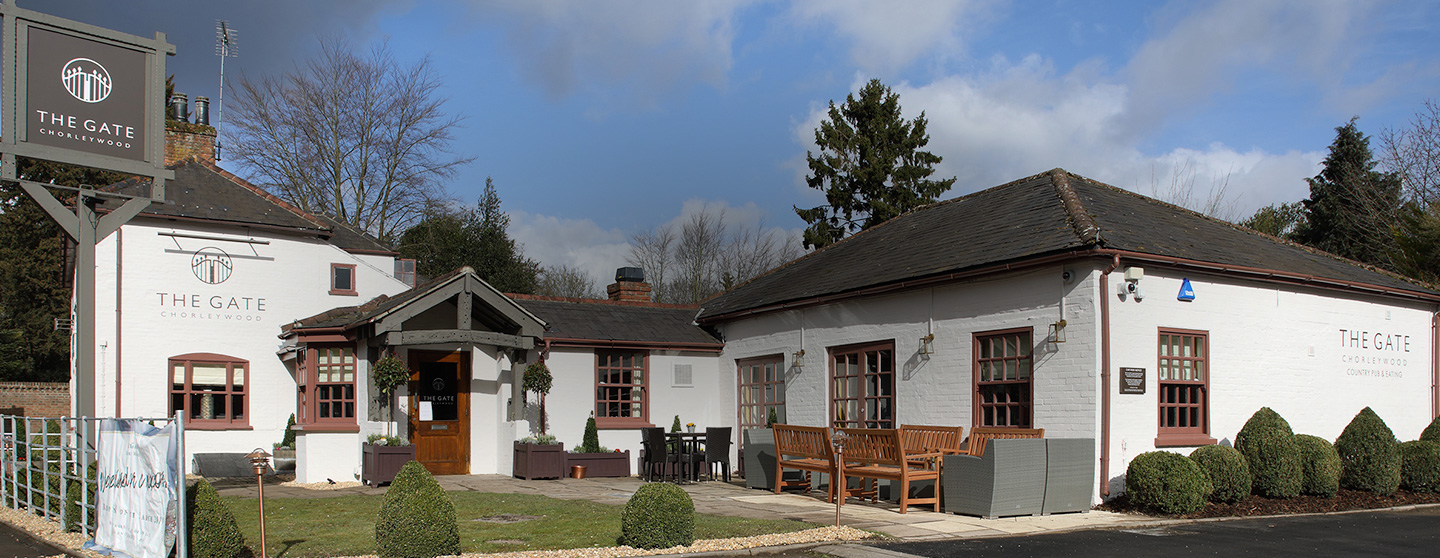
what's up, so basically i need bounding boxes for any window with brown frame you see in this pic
[830,342,894,429]
[595,351,648,427]
[310,346,357,423]
[973,328,1033,428]
[1156,329,1215,446]
[738,355,785,430]
[170,353,248,428]
[330,263,357,296]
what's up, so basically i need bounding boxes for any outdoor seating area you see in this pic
[639,426,731,483]
[763,423,1078,516]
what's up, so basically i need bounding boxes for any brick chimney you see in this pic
[607,267,652,302]
[164,93,216,165]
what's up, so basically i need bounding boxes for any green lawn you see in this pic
[223,491,818,557]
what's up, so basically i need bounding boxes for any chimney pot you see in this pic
[616,267,645,283]
[194,96,210,126]
[170,93,189,122]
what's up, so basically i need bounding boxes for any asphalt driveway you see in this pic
[873,506,1440,558]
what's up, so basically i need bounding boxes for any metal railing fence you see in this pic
[0,414,187,555]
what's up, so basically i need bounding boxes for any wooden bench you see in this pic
[837,427,940,513]
[772,424,836,502]
[962,427,1045,457]
[900,424,965,457]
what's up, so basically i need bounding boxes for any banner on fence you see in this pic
[91,419,178,558]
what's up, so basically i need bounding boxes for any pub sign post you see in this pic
[0,0,174,422]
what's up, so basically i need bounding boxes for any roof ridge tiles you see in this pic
[506,292,700,310]
[1049,168,1101,245]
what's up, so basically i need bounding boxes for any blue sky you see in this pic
[39,0,1440,287]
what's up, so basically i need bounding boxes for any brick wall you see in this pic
[164,125,216,166]
[606,281,652,302]
[0,382,69,416]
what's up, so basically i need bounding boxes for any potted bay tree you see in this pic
[514,362,566,479]
[363,351,414,485]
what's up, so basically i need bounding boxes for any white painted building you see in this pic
[83,130,1439,498]
[696,168,1440,500]
[83,126,726,482]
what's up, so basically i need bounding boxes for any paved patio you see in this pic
[211,474,1156,541]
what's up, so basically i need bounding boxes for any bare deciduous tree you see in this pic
[537,264,601,299]
[1381,99,1440,207]
[628,204,800,304]
[1149,159,1238,221]
[629,227,676,302]
[227,36,472,242]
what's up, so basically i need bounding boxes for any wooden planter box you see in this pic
[565,451,631,478]
[513,442,566,480]
[361,443,416,486]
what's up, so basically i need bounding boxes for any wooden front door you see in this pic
[408,351,470,475]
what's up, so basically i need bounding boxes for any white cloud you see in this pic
[785,0,988,73]
[792,56,1324,220]
[511,199,804,293]
[508,210,632,290]
[469,0,755,105]
[1122,0,1366,130]
[787,0,1376,220]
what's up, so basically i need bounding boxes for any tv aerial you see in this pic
[215,20,238,160]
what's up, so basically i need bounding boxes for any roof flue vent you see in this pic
[616,267,645,283]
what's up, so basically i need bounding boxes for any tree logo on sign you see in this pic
[191,248,233,284]
[61,58,112,103]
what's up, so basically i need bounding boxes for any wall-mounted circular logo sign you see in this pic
[61,57,112,103]
[431,377,446,392]
[191,247,233,285]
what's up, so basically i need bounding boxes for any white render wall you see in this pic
[714,262,1439,501]
[1105,266,1437,491]
[716,265,1099,435]
[535,347,722,473]
[91,218,410,477]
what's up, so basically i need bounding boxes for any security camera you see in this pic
[1125,282,1139,294]
[1062,270,1074,283]
[1133,285,1145,301]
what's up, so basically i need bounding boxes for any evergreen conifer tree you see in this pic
[1297,118,1402,269]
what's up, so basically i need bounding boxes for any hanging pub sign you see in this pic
[26,26,149,161]
[1120,367,1146,394]
[2,1,173,183]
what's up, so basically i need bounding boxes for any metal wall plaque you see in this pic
[1120,367,1146,394]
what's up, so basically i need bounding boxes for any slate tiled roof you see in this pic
[311,213,396,254]
[103,159,393,253]
[697,168,1439,321]
[511,296,721,347]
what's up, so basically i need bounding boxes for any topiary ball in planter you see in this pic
[189,479,249,558]
[1334,407,1401,495]
[1234,407,1302,498]
[1293,434,1341,497]
[1189,445,1250,503]
[1399,440,1440,493]
[620,482,695,549]
[1125,451,1212,515]
[376,461,460,558]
